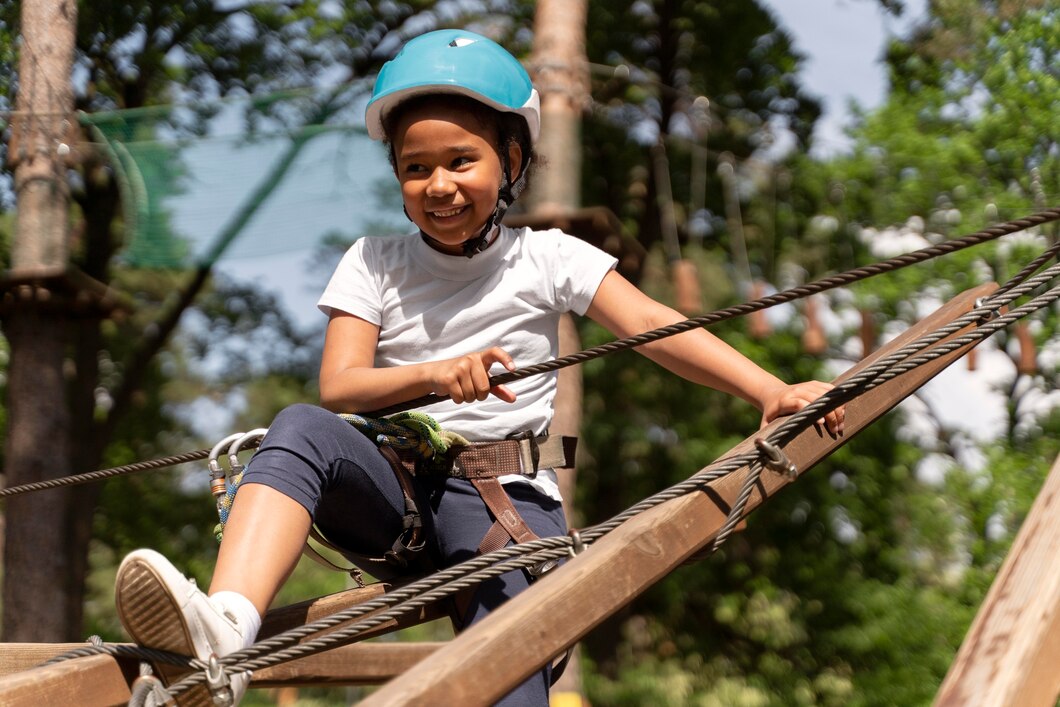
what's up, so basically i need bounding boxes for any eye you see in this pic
[450,155,473,169]
[402,162,427,176]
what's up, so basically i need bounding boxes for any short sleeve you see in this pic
[316,238,383,324]
[546,229,618,314]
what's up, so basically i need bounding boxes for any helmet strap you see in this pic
[417,153,532,258]
[460,151,531,258]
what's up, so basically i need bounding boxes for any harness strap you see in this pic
[473,477,540,553]
[447,434,576,555]
[377,445,427,568]
[438,434,577,480]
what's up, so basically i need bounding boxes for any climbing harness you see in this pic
[208,410,577,582]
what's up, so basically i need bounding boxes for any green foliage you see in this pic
[580,0,821,261]
[577,235,1058,705]
[576,3,1055,704]
[821,2,1060,226]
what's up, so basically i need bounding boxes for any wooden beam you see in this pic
[934,452,1060,707]
[0,641,443,702]
[0,579,449,704]
[359,283,998,706]
[0,653,132,707]
[251,641,444,687]
[259,582,390,638]
[259,580,448,643]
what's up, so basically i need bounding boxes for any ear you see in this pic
[506,141,524,182]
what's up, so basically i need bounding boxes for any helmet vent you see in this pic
[449,37,478,48]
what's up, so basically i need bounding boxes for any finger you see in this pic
[447,382,464,404]
[470,361,492,401]
[491,384,518,403]
[484,347,516,372]
[459,372,478,404]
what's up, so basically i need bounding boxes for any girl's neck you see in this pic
[420,227,498,257]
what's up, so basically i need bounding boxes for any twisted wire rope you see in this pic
[5,209,1057,498]
[368,207,1060,416]
[165,265,1060,693]
[31,213,1060,694]
[54,261,1060,696]
[992,238,1060,301]
[765,260,1060,451]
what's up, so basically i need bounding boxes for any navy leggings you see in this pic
[241,404,566,706]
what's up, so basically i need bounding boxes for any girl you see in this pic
[115,29,843,707]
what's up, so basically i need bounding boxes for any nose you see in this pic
[425,166,456,197]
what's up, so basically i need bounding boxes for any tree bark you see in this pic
[2,0,79,641]
[528,1,590,700]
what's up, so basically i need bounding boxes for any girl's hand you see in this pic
[758,380,845,437]
[427,347,518,404]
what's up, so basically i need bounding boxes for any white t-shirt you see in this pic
[317,225,618,501]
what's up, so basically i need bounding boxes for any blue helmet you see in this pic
[365,29,540,145]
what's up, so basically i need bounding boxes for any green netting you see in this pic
[82,86,408,269]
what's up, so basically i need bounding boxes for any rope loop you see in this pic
[754,438,798,480]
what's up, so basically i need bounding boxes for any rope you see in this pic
[45,257,1060,696]
[367,207,1060,415]
[22,215,1060,698]
[20,215,1060,695]
[126,253,1060,697]
[0,447,240,499]
[5,208,1056,498]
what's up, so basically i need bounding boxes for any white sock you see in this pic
[210,590,262,649]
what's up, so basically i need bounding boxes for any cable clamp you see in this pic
[205,653,235,707]
[568,528,585,559]
[128,663,172,707]
[974,296,1001,322]
[754,438,797,480]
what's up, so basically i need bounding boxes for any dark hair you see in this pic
[381,93,536,184]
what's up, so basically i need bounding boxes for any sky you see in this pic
[226,0,933,322]
[763,0,927,156]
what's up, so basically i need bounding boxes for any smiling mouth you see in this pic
[430,205,468,218]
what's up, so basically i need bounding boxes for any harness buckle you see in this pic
[507,430,540,477]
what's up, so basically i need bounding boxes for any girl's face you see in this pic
[392,102,521,254]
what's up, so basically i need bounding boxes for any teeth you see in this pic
[432,207,464,218]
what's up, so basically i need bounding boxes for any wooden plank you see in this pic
[0,640,443,700]
[0,581,447,703]
[260,581,448,644]
[359,283,998,706]
[260,582,390,637]
[251,641,444,687]
[0,653,132,707]
[934,452,1060,707]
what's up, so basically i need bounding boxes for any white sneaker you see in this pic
[115,549,250,706]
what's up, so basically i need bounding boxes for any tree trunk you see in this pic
[529,1,590,701]
[2,0,79,641]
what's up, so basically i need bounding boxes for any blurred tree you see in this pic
[0,0,536,640]
[580,0,823,271]
[574,2,1060,705]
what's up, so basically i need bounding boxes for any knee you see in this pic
[273,403,333,428]
[265,404,346,443]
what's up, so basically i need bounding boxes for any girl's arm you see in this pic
[585,270,844,434]
[318,311,517,413]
